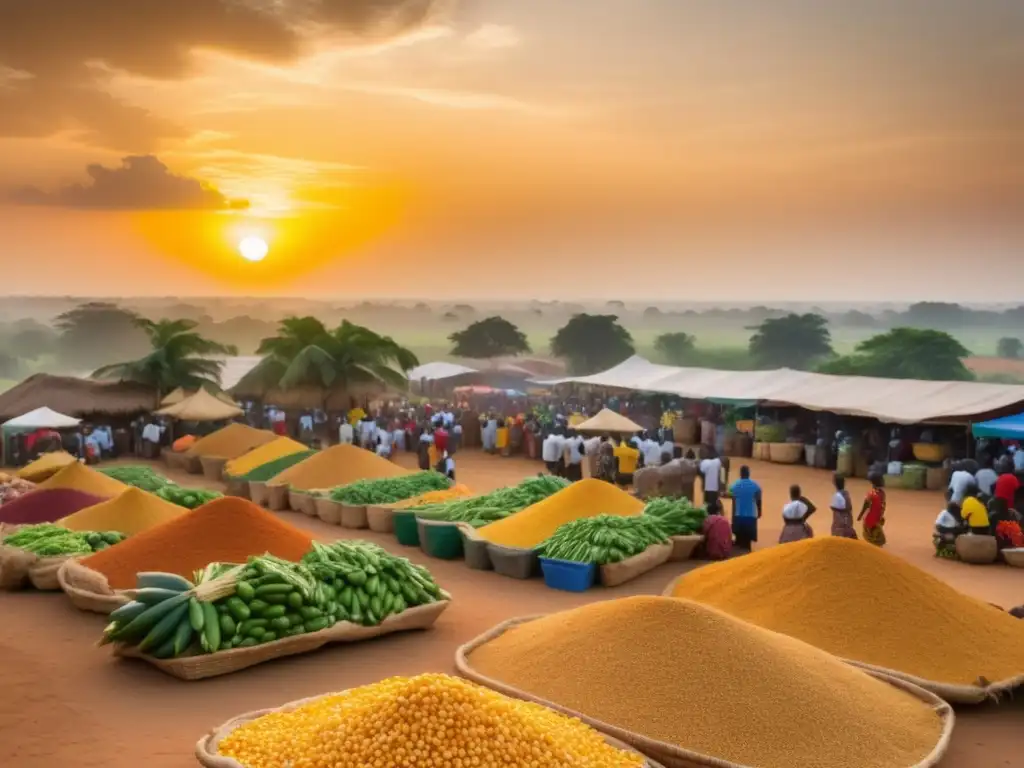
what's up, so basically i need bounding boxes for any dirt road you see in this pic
[1,451,1021,767]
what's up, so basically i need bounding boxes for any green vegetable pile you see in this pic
[100,542,445,659]
[536,515,669,564]
[98,465,173,492]
[329,471,450,506]
[642,497,707,535]
[153,485,223,509]
[232,450,316,482]
[409,475,569,528]
[3,523,126,556]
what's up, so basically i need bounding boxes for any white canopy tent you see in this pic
[2,406,82,430]
[407,362,479,381]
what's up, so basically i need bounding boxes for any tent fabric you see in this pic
[3,406,82,429]
[574,408,644,434]
[545,357,1024,425]
[972,413,1024,439]
[407,362,479,381]
[156,389,243,421]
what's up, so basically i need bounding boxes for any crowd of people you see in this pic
[934,458,1023,558]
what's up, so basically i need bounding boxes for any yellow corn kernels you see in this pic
[218,673,644,768]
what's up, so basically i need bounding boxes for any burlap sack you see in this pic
[366,504,398,533]
[340,504,368,529]
[195,696,665,768]
[668,535,703,562]
[115,597,451,681]
[28,555,74,591]
[57,558,131,614]
[632,468,661,500]
[0,543,37,590]
[455,616,955,768]
[315,497,343,525]
[955,535,998,565]
[600,543,672,588]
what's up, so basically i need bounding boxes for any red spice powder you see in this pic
[0,489,108,525]
[79,496,314,589]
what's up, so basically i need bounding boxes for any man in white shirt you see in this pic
[542,431,566,477]
[338,419,354,445]
[948,467,975,503]
[375,426,392,458]
[1013,446,1024,473]
[563,430,585,481]
[443,410,455,428]
[641,433,663,468]
[359,417,376,450]
[391,424,405,453]
[659,435,675,463]
[699,450,723,507]
[974,462,998,497]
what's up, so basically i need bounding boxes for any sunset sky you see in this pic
[1,0,1021,300]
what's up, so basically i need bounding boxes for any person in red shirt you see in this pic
[433,425,449,455]
[857,474,887,547]
[994,466,1020,507]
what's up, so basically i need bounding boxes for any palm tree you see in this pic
[91,318,237,399]
[234,317,419,420]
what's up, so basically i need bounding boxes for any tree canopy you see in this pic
[748,313,833,369]
[997,337,1022,359]
[653,332,697,365]
[91,318,236,396]
[55,302,148,369]
[551,314,634,374]
[818,328,973,381]
[449,316,530,358]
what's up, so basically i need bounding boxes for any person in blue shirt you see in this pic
[727,465,762,552]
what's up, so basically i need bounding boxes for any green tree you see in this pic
[91,318,236,398]
[6,321,58,360]
[997,337,1023,359]
[235,317,418,409]
[449,317,530,358]
[55,302,148,369]
[653,332,697,365]
[551,314,634,374]
[748,313,833,369]
[819,328,973,381]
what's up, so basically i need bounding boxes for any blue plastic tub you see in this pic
[539,558,597,592]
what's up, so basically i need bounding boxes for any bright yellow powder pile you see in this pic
[16,451,78,483]
[59,487,183,535]
[218,673,643,768]
[671,537,1024,686]
[185,423,277,459]
[477,478,644,548]
[390,484,474,509]
[268,444,407,491]
[224,436,307,477]
[467,596,943,768]
[37,462,127,497]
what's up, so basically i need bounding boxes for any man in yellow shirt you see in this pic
[960,488,991,535]
[613,438,640,488]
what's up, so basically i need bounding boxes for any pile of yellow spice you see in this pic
[217,673,644,768]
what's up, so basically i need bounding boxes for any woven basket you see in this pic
[115,598,450,680]
[668,535,703,562]
[57,558,131,614]
[768,443,803,464]
[340,504,368,530]
[600,543,672,588]
[751,442,768,461]
[1001,548,1024,568]
[315,497,343,525]
[289,490,318,517]
[28,555,73,591]
[955,535,998,565]
[366,504,398,533]
[455,615,955,768]
[266,484,290,511]
[200,456,228,481]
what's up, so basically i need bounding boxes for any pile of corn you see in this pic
[467,596,943,768]
[217,673,644,768]
[15,451,77,483]
[671,537,1024,685]
[185,424,277,459]
[390,483,473,509]
[477,478,644,548]
[225,437,308,478]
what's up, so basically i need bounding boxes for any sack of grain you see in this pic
[955,535,998,565]
[28,555,74,591]
[0,543,37,590]
[57,558,131,614]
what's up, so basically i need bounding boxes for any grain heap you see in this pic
[477,478,644,548]
[235,450,316,482]
[37,462,127,497]
[185,423,277,459]
[15,451,77,482]
[217,674,644,768]
[390,483,473,508]
[0,489,107,525]
[268,444,406,491]
[79,496,313,589]
[670,537,1024,686]
[59,487,182,536]
[466,596,944,768]
[224,436,308,477]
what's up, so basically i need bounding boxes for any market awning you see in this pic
[156,389,243,421]
[574,408,644,434]
[2,406,82,430]
[971,412,1024,439]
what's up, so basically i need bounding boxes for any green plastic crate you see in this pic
[393,511,421,547]
[420,520,465,560]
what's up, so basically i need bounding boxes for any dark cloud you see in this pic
[9,155,249,210]
[0,0,449,149]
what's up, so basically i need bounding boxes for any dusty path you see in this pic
[1,450,1021,767]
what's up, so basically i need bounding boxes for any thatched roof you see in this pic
[0,374,158,421]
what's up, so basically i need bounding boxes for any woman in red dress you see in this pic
[857,474,887,546]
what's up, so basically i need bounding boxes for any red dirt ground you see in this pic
[1,451,1021,767]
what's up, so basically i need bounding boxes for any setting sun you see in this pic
[238,235,268,263]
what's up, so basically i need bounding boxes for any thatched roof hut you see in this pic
[0,374,158,422]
